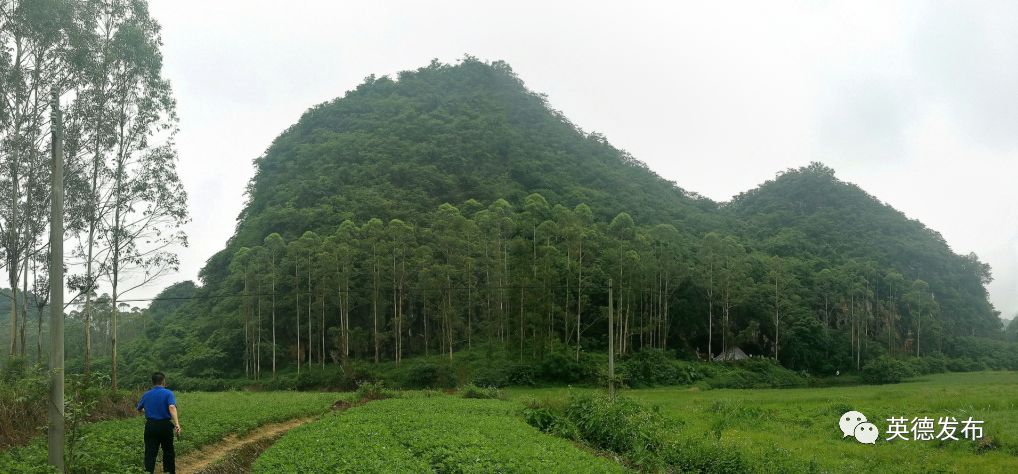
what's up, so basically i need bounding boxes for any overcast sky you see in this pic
[143,0,1017,319]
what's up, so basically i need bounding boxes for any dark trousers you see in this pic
[144,419,175,473]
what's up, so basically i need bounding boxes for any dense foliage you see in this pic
[254,396,625,473]
[0,357,135,452]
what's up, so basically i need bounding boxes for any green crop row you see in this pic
[0,391,340,473]
[254,396,627,473]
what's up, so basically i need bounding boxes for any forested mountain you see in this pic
[202,58,719,285]
[725,165,999,337]
[60,58,1004,385]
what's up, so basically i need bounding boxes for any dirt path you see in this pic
[167,417,313,474]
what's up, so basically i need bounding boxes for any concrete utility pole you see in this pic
[608,278,614,397]
[48,90,65,471]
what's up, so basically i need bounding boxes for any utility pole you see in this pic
[608,278,614,397]
[48,90,65,471]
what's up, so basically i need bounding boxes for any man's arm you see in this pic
[169,404,181,434]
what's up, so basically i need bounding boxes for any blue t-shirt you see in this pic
[136,386,177,421]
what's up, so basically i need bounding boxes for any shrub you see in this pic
[946,356,986,372]
[355,380,395,400]
[618,349,684,387]
[661,437,749,473]
[564,393,670,470]
[861,356,915,384]
[534,352,597,384]
[506,363,537,386]
[400,362,457,389]
[459,383,504,399]
[521,405,581,441]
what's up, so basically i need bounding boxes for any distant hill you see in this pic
[725,163,1000,336]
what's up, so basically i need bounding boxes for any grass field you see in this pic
[511,371,1018,473]
[0,391,340,473]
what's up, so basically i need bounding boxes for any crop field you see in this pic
[512,371,1018,473]
[2,373,1015,473]
[0,391,340,473]
[253,395,625,473]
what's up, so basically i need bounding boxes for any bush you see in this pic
[459,383,504,399]
[521,405,580,440]
[534,352,597,384]
[355,380,397,400]
[861,356,915,384]
[0,357,30,383]
[618,349,684,387]
[399,362,457,389]
[946,356,986,373]
[564,393,670,470]
[661,437,748,473]
[705,358,809,389]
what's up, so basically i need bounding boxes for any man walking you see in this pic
[137,372,181,473]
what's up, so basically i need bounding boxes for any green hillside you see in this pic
[203,58,719,285]
[726,164,999,337]
[70,58,1007,388]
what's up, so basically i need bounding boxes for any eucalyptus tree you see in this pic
[607,212,634,355]
[567,203,592,361]
[311,242,331,368]
[698,232,723,359]
[387,218,413,364]
[432,204,470,360]
[93,0,187,390]
[263,232,284,378]
[67,0,142,376]
[361,218,384,363]
[490,199,515,345]
[905,279,936,357]
[766,255,795,360]
[248,245,267,378]
[647,224,681,350]
[0,0,70,357]
[521,194,549,351]
[535,218,559,351]
[717,236,750,355]
[883,270,905,354]
[228,247,253,377]
[288,230,320,369]
[285,237,303,372]
[330,220,358,360]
